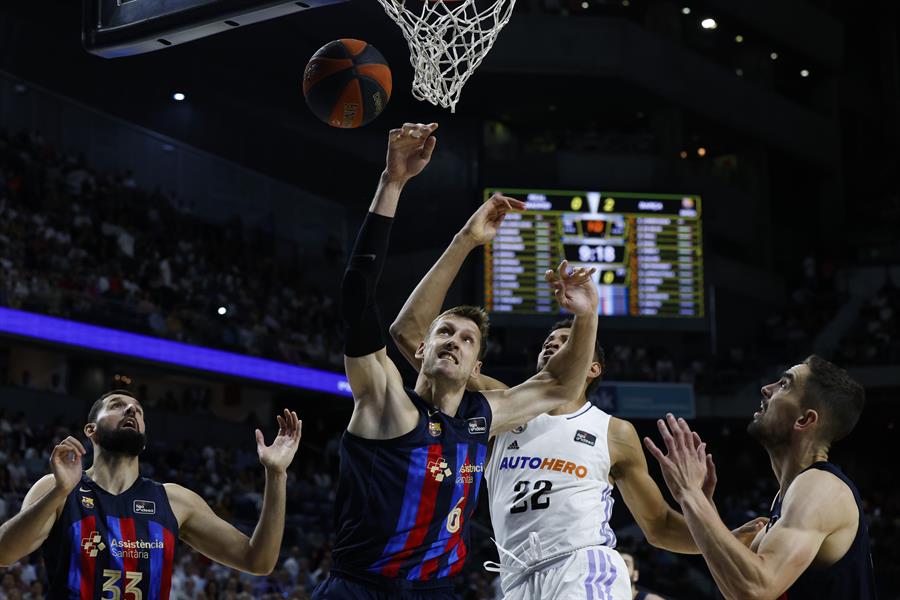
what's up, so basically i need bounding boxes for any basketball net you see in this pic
[375,0,517,112]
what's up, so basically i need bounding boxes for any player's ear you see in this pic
[414,341,426,359]
[795,409,819,432]
[83,422,96,439]
[588,361,602,380]
[471,360,482,377]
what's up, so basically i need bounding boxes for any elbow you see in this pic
[247,560,277,577]
[388,322,404,343]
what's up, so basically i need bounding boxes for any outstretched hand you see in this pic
[643,413,709,504]
[256,409,302,474]
[544,260,598,317]
[460,193,526,246]
[383,122,439,185]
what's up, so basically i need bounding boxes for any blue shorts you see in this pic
[312,573,459,600]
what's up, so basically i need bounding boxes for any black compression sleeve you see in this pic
[340,212,393,357]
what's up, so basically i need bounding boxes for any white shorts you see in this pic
[500,545,631,600]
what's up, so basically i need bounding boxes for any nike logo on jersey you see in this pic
[506,440,519,450]
[79,487,91,492]
[354,254,377,261]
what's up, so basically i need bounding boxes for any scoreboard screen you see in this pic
[484,189,704,318]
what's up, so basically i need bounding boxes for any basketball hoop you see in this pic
[375,0,517,112]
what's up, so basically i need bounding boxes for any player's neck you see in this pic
[547,395,588,416]
[86,451,140,495]
[415,373,467,417]
[767,440,829,497]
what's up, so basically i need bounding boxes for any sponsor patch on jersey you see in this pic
[574,430,596,447]
[467,417,487,435]
[133,499,156,515]
[498,455,589,479]
[81,531,106,557]
[428,421,442,437]
[512,423,527,434]
[81,496,94,509]
[506,440,519,450]
[427,458,453,482]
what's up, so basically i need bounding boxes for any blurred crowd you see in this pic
[0,128,344,371]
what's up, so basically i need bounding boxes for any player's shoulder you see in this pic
[24,473,61,503]
[607,416,638,442]
[782,467,856,528]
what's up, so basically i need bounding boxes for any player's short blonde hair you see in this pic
[428,305,490,360]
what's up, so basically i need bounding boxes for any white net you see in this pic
[375,0,517,112]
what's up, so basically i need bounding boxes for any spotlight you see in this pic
[217,306,227,315]
[700,18,717,30]
[681,7,691,15]
[735,68,744,77]
[173,92,186,101]
[770,52,778,60]
[735,34,744,43]
[697,147,707,157]
[679,150,688,159]
[800,69,810,78]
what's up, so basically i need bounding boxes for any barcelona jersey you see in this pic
[43,473,178,600]
[330,388,491,591]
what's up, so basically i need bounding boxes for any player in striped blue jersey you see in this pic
[314,122,601,600]
[0,390,302,599]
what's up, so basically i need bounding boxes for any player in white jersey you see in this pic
[390,195,764,599]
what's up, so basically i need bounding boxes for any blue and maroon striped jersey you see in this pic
[43,473,178,600]
[331,388,491,590]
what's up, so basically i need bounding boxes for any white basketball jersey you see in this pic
[486,403,616,567]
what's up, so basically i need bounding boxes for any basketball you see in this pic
[303,38,392,129]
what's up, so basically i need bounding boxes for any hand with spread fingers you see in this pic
[384,122,439,184]
[460,192,526,246]
[544,260,598,317]
[643,413,710,504]
[256,409,302,475]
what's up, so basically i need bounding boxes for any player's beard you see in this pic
[94,422,146,457]
[746,415,791,448]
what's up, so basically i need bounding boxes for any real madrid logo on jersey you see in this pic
[512,423,527,434]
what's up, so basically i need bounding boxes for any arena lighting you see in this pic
[679,150,688,159]
[735,34,744,43]
[700,18,717,30]
[580,1,588,8]
[172,92,186,101]
[770,52,779,60]
[681,7,691,15]
[0,307,352,397]
[217,306,227,315]
[800,69,810,77]
[697,147,707,157]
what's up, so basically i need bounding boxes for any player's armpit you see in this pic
[345,350,419,440]
[165,483,269,575]
[468,372,509,393]
[482,371,565,435]
[609,419,699,554]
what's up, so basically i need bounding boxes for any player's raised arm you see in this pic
[0,437,86,566]
[645,415,852,600]
[167,410,301,576]
[482,261,599,435]
[390,192,524,391]
[342,122,438,439]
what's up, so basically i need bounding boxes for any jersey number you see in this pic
[510,480,553,514]
[102,569,143,600]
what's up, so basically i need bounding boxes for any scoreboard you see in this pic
[484,189,704,318]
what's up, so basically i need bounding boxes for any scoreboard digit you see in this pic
[484,189,704,318]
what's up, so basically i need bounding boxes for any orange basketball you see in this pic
[302,39,392,129]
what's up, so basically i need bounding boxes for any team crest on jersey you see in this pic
[81,531,106,557]
[81,496,94,509]
[427,457,453,482]
[134,499,156,515]
[574,430,597,446]
[512,424,527,434]
[428,421,442,437]
[467,417,487,435]
[506,440,519,450]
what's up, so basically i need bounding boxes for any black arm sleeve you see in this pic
[340,212,394,357]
